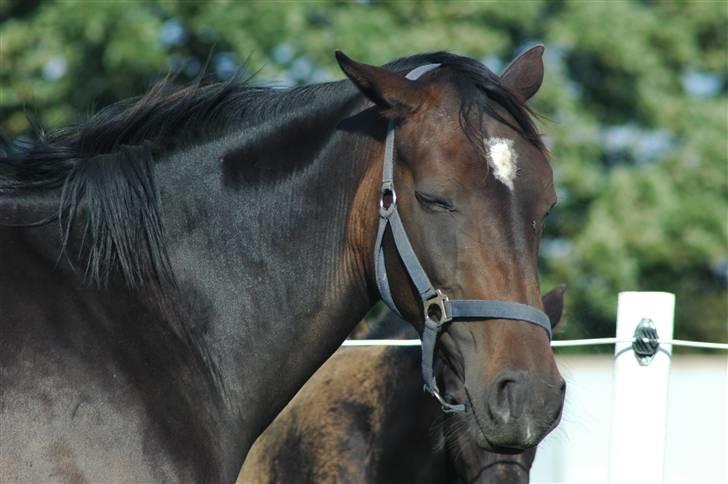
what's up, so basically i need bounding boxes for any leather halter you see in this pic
[374,64,552,413]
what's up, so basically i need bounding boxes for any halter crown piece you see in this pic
[374,64,552,413]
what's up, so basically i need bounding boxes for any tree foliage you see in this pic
[1,0,726,344]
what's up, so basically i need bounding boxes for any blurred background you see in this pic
[1,0,725,346]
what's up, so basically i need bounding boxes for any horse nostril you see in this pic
[488,371,526,424]
[560,378,566,396]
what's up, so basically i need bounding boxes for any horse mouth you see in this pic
[464,384,563,452]
[463,385,503,451]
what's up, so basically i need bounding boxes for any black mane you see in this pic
[0,74,357,289]
[0,51,544,290]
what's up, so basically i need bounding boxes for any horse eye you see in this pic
[415,191,454,212]
[547,201,557,216]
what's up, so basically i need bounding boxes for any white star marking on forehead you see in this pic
[484,137,518,190]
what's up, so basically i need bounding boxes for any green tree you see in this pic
[1,0,726,345]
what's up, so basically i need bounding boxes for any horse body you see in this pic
[240,345,449,484]
[1,84,378,481]
[1,48,563,481]
[0,267,184,481]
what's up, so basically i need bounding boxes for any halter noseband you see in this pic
[374,64,552,413]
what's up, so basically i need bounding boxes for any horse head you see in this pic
[338,46,565,452]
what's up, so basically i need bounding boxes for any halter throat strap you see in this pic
[373,63,552,413]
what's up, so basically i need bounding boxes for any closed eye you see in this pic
[533,201,557,233]
[548,200,558,216]
[415,191,455,212]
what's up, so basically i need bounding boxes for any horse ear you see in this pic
[542,284,566,329]
[500,45,545,101]
[335,50,424,116]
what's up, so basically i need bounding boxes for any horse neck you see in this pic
[153,93,385,473]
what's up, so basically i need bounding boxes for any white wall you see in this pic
[531,355,727,484]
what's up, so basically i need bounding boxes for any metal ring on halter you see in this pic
[426,377,466,413]
[379,181,397,218]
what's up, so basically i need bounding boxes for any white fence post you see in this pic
[609,291,675,484]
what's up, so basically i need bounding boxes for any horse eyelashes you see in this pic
[415,191,455,212]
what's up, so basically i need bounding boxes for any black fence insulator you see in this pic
[632,318,660,365]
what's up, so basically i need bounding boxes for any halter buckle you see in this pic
[424,289,451,325]
[379,181,397,218]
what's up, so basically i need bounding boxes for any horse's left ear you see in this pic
[542,284,566,329]
[500,45,545,101]
[335,50,424,116]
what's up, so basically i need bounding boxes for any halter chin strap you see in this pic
[374,64,552,413]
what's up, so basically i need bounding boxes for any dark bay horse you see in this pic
[0,46,562,481]
[238,286,565,484]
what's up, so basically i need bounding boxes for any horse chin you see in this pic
[471,429,533,454]
[469,461,531,484]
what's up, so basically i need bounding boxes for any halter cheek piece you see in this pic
[374,64,552,413]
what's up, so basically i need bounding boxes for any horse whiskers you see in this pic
[429,412,455,453]
[434,412,475,462]
[429,412,448,453]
